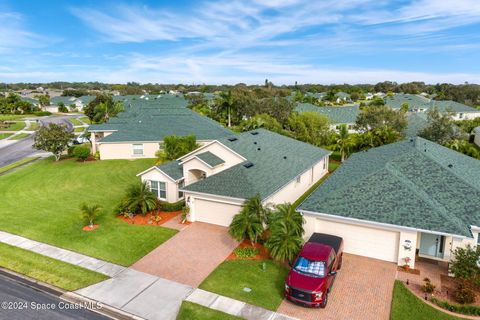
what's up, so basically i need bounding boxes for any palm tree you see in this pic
[123,182,158,216]
[334,124,356,162]
[229,195,269,244]
[216,90,234,127]
[80,203,102,227]
[268,203,304,237]
[265,222,303,262]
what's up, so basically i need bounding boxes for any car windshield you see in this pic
[293,257,325,277]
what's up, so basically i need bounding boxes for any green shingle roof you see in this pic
[474,127,480,134]
[157,160,184,181]
[183,129,330,200]
[195,151,225,167]
[88,95,231,142]
[385,94,479,114]
[431,100,479,113]
[295,103,360,124]
[298,137,480,237]
[405,113,428,137]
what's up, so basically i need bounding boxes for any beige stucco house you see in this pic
[88,95,232,160]
[474,127,480,147]
[298,137,480,269]
[138,129,331,226]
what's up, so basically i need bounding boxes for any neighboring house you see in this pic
[50,95,96,111]
[334,92,351,103]
[305,92,327,101]
[384,93,431,112]
[474,127,480,147]
[138,129,331,226]
[404,113,429,137]
[20,96,39,107]
[298,137,480,269]
[385,94,480,120]
[365,93,374,100]
[295,103,360,132]
[430,100,480,120]
[88,95,232,160]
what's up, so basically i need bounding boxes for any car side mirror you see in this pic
[329,271,337,276]
[288,261,293,268]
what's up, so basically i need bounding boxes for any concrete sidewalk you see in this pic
[0,230,297,320]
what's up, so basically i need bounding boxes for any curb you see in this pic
[62,292,144,320]
[0,268,143,320]
[0,157,41,176]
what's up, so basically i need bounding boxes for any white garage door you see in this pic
[193,198,241,227]
[315,219,400,262]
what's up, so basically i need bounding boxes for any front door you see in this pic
[419,233,445,259]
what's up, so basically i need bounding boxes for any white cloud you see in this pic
[0,12,45,52]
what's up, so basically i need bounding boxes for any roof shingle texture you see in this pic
[299,137,480,237]
[88,95,232,142]
[183,129,330,200]
[195,151,225,167]
[295,103,360,124]
[157,160,184,181]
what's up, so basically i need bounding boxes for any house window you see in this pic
[150,181,167,200]
[323,158,327,170]
[133,144,144,155]
[296,175,301,183]
[178,180,184,199]
[459,113,464,119]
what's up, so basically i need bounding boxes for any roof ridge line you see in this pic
[416,140,480,192]
[384,161,467,234]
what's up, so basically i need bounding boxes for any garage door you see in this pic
[315,219,400,262]
[193,198,241,227]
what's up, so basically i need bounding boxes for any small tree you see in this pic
[449,245,480,285]
[156,135,198,162]
[72,145,90,161]
[419,107,461,145]
[229,195,269,244]
[265,203,304,262]
[119,182,158,216]
[33,123,74,161]
[80,203,102,227]
[334,124,356,162]
[58,102,68,113]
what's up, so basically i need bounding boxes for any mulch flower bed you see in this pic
[82,225,99,231]
[117,211,181,226]
[227,240,270,260]
[397,266,421,275]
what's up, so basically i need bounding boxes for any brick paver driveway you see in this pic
[131,222,238,287]
[277,254,397,320]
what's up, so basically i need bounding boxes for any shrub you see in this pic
[234,247,259,259]
[454,283,476,304]
[421,277,436,293]
[58,104,68,113]
[159,200,185,212]
[117,182,158,216]
[431,297,480,316]
[72,145,90,161]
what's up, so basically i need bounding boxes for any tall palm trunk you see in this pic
[227,106,231,127]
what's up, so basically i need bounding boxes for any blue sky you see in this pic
[1,0,480,84]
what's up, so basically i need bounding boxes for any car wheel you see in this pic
[320,292,328,308]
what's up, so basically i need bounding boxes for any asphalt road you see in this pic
[0,273,110,320]
[0,115,74,168]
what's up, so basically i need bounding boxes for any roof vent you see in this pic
[257,148,261,151]
[254,141,257,144]
[243,162,254,168]
[227,137,238,142]
[448,164,453,168]
[283,156,287,159]
[250,131,259,135]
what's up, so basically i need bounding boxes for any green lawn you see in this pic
[0,158,177,266]
[0,157,38,175]
[0,242,108,291]
[0,133,13,140]
[79,116,91,124]
[29,121,39,130]
[0,114,33,121]
[9,133,30,140]
[74,127,86,132]
[199,260,289,311]
[328,161,340,172]
[70,118,83,126]
[391,281,465,320]
[1,121,26,131]
[176,301,242,320]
